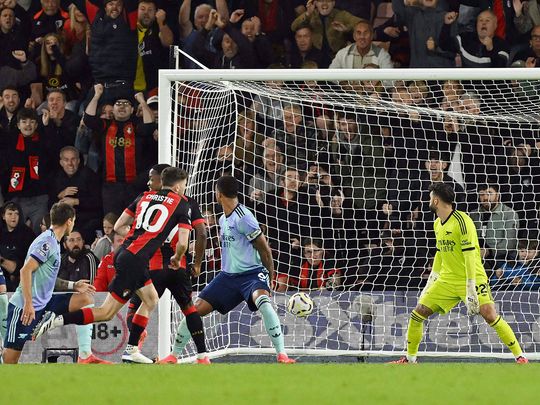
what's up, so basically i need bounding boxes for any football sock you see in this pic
[406,310,427,362]
[255,295,285,355]
[489,315,523,357]
[0,293,7,342]
[126,301,138,331]
[76,305,94,358]
[128,314,148,346]
[172,318,190,357]
[183,306,206,355]
[59,307,94,326]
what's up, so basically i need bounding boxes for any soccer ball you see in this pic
[287,292,314,317]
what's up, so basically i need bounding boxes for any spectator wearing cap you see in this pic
[48,146,102,243]
[134,0,173,93]
[330,20,393,69]
[291,0,361,67]
[286,25,328,68]
[83,83,156,215]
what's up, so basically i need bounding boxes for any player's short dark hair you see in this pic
[302,238,323,248]
[50,202,76,226]
[428,182,455,205]
[478,183,499,193]
[161,167,188,187]
[151,163,172,176]
[216,175,238,198]
[17,108,39,123]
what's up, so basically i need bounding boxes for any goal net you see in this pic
[158,68,540,361]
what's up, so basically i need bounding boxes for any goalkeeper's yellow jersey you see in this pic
[433,210,488,285]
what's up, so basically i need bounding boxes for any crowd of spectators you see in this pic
[1,0,540,293]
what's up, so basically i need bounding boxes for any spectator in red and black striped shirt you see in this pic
[83,83,156,216]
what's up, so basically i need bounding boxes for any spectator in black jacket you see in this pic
[41,90,79,157]
[0,86,21,148]
[286,25,328,68]
[0,6,29,70]
[58,230,99,282]
[237,12,274,68]
[1,108,52,234]
[49,146,102,243]
[73,0,138,96]
[437,9,510,67]
[30,0,69,44]
[0,201,35,291]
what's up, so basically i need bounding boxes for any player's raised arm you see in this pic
[252,233,275,283]
[20,257,40,325]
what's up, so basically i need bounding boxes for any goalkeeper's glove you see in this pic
[420,271,439,298]
[465,279,480,315]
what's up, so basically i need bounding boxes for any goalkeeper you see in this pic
[392,183,528,364]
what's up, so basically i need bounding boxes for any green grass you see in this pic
[2,363,538,404]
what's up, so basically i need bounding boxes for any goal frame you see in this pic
[157,68,540,361]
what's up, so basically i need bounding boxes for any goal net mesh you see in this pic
[164,75,540,359]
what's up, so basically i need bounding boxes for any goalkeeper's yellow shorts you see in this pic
[418,278,494,315]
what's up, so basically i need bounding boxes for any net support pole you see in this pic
[157,73,172,359]
[158,71,173,165]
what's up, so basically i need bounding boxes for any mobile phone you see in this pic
[95,230,104,238]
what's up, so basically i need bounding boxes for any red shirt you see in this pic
[93,252,116,292]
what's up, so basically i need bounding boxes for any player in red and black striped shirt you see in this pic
[32,168,192,364]
[115,163,209,363]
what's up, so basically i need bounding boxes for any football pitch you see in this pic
[3,363,539,404]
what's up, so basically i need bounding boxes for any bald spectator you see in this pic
[292,0,361,66]
[438,9,510,67]
[286,25,327,68]
[330,20,393,69]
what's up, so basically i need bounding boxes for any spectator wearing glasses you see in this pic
[512,25,540,67]
[83,84,156,215]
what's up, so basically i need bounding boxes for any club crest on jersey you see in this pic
[122,289,131,298]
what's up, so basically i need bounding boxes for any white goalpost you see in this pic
[158,68,540,361]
